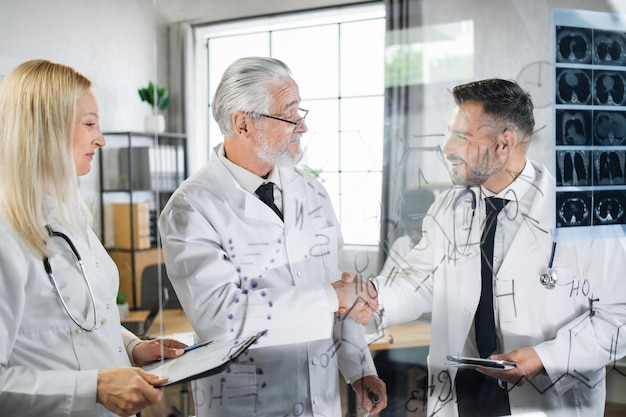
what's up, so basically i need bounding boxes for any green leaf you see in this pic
[159,95,170,111]
[116,292,127,304]
[137,81,169,111]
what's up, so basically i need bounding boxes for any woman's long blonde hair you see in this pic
[0,59,92,257]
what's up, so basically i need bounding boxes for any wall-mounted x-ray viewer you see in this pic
[553,8,626,240]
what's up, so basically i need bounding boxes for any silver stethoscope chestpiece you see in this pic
[539,241,558,289]
[539,269,557,289]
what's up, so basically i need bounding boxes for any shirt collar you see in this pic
[217,142,283,194]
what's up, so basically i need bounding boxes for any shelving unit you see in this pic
[99,131,187,309]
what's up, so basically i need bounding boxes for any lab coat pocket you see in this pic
[15,325,79,370]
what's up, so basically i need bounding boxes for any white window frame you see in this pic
[190,3,385,246]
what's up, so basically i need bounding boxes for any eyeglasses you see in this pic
[257,108,309,131]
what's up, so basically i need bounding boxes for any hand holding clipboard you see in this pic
[143,330,268,386]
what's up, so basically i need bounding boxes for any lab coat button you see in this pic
[118,347,123,352]
[313,396,320,404]
[463,309,471,318]
[297,271,303,277]
[494,256,500,263]
[312,358,319,365]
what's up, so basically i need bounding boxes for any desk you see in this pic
[369,320,431,351]
[125,308,193,337]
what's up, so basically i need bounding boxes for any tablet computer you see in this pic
[446,355,516,370]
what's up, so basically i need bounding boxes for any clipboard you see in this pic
[142,329,268,386]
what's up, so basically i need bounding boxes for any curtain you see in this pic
[379,0,426,269]
[167,22,193,135]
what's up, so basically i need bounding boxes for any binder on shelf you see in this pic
[112,202,151,249]
[118,147,152,190]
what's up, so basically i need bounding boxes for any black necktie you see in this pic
[255,182,283,221]
[476,196,508,358]
[455,196,511,417]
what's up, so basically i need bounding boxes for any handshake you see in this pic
[332,272,379,325]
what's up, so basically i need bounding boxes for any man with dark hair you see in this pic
[339,78,626,416]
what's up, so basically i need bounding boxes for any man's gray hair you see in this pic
[212,56,293,137]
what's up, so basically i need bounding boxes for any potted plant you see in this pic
[116,292,130,318]
[138,81,169,133]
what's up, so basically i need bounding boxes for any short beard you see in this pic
[257,135,304,167]
[463,145,504,186]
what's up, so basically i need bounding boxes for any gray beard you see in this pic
[257,136,304,167]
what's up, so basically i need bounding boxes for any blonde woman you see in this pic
[0,59,186,417]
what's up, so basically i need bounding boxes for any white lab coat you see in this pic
[379,235,413,278]
[159,148,376,417]
[373,161,626,417]
[0,200,140,417]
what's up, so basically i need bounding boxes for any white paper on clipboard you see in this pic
[143,329,268,386]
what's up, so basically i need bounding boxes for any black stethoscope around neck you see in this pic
[43,225,98,332]
[453,187,559,289]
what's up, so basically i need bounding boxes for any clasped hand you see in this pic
[332,272,379,325]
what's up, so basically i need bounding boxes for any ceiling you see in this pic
[155,0,370,24]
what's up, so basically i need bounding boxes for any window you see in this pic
[194,3,385,245]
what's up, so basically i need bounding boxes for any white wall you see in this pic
[0,0,159,132]
[0,0,160,224]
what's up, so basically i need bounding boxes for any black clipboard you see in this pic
[142,329,267,386]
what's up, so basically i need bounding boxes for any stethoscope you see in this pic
[539,241,558,289]
[453,187,559,290]
[42,225,98,332]
[451,187,477,256]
